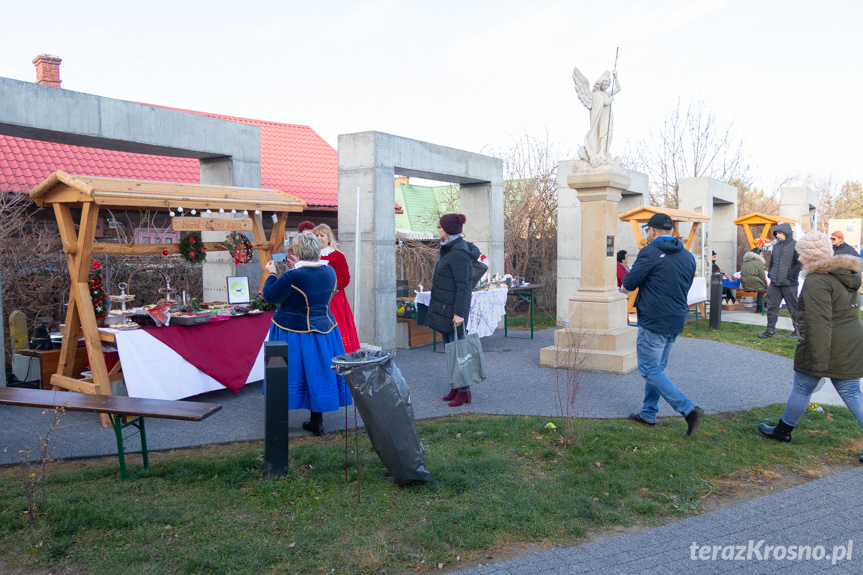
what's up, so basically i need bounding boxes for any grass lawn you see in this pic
[2,308,862,574]
[2,408,862,574]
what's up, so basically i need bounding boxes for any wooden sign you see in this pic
[171,217,253,232]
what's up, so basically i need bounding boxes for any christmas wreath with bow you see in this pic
[179,232,207,264]
[222,231,254,264]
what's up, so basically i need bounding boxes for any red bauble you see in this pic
[163,250,169,256]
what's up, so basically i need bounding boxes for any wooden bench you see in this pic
[0,387,222,479]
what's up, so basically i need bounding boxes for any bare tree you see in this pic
[623,98,751,207]
[483,132,567,313]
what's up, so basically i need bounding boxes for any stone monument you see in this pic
[540,65,637,374]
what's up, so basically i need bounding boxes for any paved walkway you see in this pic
[1,310,860,573]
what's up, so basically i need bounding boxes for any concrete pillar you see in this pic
[460,182,504,277]
[780,185,817,236]
[338,132,503,351]
[541,166,637,374]
[555,164,645,325]
[677,177,737,278]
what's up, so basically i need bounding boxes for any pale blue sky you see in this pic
[1,0,860,190]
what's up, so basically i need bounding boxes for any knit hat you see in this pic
[439,213,466,235]
[796,231,833,261]
[831,230,844,241]
[297,221,315,233]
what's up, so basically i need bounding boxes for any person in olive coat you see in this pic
[740,248,767,312]
[758,231,863,463]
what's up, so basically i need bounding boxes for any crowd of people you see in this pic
[260,212,863,465]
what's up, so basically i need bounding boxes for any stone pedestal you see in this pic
[540,166,637,374]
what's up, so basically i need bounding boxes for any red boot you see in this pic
[448,390,472,407]
[442,388,458,401]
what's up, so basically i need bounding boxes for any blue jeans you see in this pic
[636,326,696,423]
[781,372,863,428]
[442,327,470,392]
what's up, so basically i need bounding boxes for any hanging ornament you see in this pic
[219,208,225,214]
[231,208,237,214]
[163,249,169,256]
[206,209,212,215]
[169,210,176,217]
[271,212,278,223]
[190,209,197,215]
[242,209,249,216]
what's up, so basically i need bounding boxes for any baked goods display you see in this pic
[107,282,136,322]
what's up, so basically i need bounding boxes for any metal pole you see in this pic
[264,341,290,478]
[353,187,362,344]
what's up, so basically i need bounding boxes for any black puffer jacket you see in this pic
[794,255,863,379]
[425,236,479,334]
[768,222,802,286]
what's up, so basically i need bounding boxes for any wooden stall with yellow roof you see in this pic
[29,170,306,425]
[618,205,712,318]
[733,212,799,250]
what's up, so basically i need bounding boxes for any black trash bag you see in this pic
[332,350,433,486]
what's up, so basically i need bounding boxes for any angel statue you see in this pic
[572,66,621,169]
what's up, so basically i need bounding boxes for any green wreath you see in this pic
[179,232,207,264]
[222,231,254,264]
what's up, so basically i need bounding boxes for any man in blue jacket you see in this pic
[621,212,704,435]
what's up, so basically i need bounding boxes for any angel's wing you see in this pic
[572,66,592,109]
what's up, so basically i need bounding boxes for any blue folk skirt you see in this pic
[266,324,352,413]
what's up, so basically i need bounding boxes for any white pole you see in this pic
[353,187,362,343]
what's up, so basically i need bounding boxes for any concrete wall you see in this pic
[780,185,817,237]
[555,164,646,325]
[338,132,503,350]
[0,76,264,304]
[677,177,737,278]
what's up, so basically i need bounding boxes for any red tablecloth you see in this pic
[143,312,273,393]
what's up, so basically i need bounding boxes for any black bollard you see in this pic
[709,273,723,330]
[264,341,290,478]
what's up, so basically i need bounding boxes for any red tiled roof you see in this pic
[0,107,338,208]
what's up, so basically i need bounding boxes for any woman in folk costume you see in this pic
[263,232,351,436]
[313,223,361,353]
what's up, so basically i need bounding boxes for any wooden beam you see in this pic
[90,240,269,256]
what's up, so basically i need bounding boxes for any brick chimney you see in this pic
[33,54,62,87]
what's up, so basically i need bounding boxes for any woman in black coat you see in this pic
[426,213,480,407]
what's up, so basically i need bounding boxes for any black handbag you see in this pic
[471,260,488,288]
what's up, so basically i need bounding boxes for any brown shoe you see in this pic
[685,407,704,436]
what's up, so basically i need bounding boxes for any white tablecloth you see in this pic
[104,328,266,400]
[414,288,509,338]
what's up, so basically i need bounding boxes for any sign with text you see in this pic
[606,235,614,257]
[171,217,253,232]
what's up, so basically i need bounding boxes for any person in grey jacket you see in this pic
[759,222,802,339]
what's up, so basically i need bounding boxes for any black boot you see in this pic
[757,419,794,442]
[758,329,775,339]
[303,412,324,436]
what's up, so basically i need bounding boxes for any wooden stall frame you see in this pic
[618,205,712,318]
[733,212,799,250]
[30,171,306,425]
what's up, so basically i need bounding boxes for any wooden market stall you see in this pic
[29,171,306,424]
[618,205,712,317]
[733,212,799,250]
